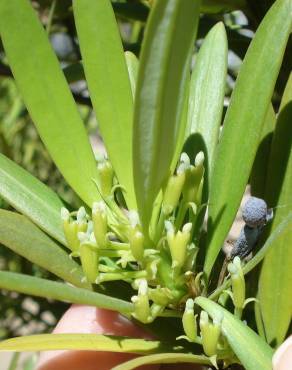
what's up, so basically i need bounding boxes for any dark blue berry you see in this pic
[231,225,261,259]
[50,33,75,60]
[242,197,268,228]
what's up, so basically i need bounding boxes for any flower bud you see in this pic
[228,257,245,310]
[92,201,107,248]
[97,159,114,197]
[148,287,171,306]
[61,207,87,252]
[182,299,197,342]
[183,243,199,272]
[177,152,190,174]
[182,152,204,204]
[131,279,151,323]
[78,232,99,284]
[166,222,192,270]
[129,230,144,262]
[163,172,185,215]
[199,310,222,357]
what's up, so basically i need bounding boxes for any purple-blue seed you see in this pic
[242,197,268,228]
[231,225,261,259]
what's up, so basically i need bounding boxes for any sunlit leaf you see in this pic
[0,0,100,206]
[0,210,89,289]
[258,73,292,347]
[244,213,292,276]
[112,353,211,370]
[0,271,133,314]
[73,0,136,209]
[0,154,66,245]
[204,0,292,278]
[133,0,201,230]
[195,297,273,370]
[250,105,276,198]
[125,51,139,99]
[188,22,227,173]
[0,334,168,354]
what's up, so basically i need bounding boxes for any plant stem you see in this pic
[97,270,147,283]
[46,0,57,35]
[208,277,231,301]
[107,240,130,250]
[158,310,183,318]
[175,202,188,230]
[153,209,166,244]
[234,307,242,319]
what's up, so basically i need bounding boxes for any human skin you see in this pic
[37,305,199,370]
[273,336,292,370]
[37,305,291,370]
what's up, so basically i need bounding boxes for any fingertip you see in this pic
[37,305,159,370]
[273,336,292,370]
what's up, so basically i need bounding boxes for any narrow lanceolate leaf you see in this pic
[125,51,139,98]
[73,0,136,210]
[0,0,100,207]
[0,334,166,354]
[243,213,292,276]
[0,154,66,245]
[195,297,273,370]
[188,22,227,173]
[133,0,201,230]
[0,271,133,314]
[204,0,292,278]
[250,105,276,198]
[171,80,190,172]
[258,73,292,347]
[0,210,89,289]
[112,353,212,370]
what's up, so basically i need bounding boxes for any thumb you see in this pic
[272,336,292,370]
[37,305,159,370]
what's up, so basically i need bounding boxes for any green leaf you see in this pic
[73,0,136,210]
[195,297,273,370]
[204,0,292,278]
[0,334,167,354]
[258,73,292,347]
[170,80,190,172]
[112,353,212,370]
[133,0,201,230]
[208,213,292,301]
[250,105,276,198]
[0,0,100,207]
[0,210,89,289]
[0,271,133,313]
[0,154,66,245]
[125,51,139,99]
[244,213,292,276]
[188,21,227,173]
